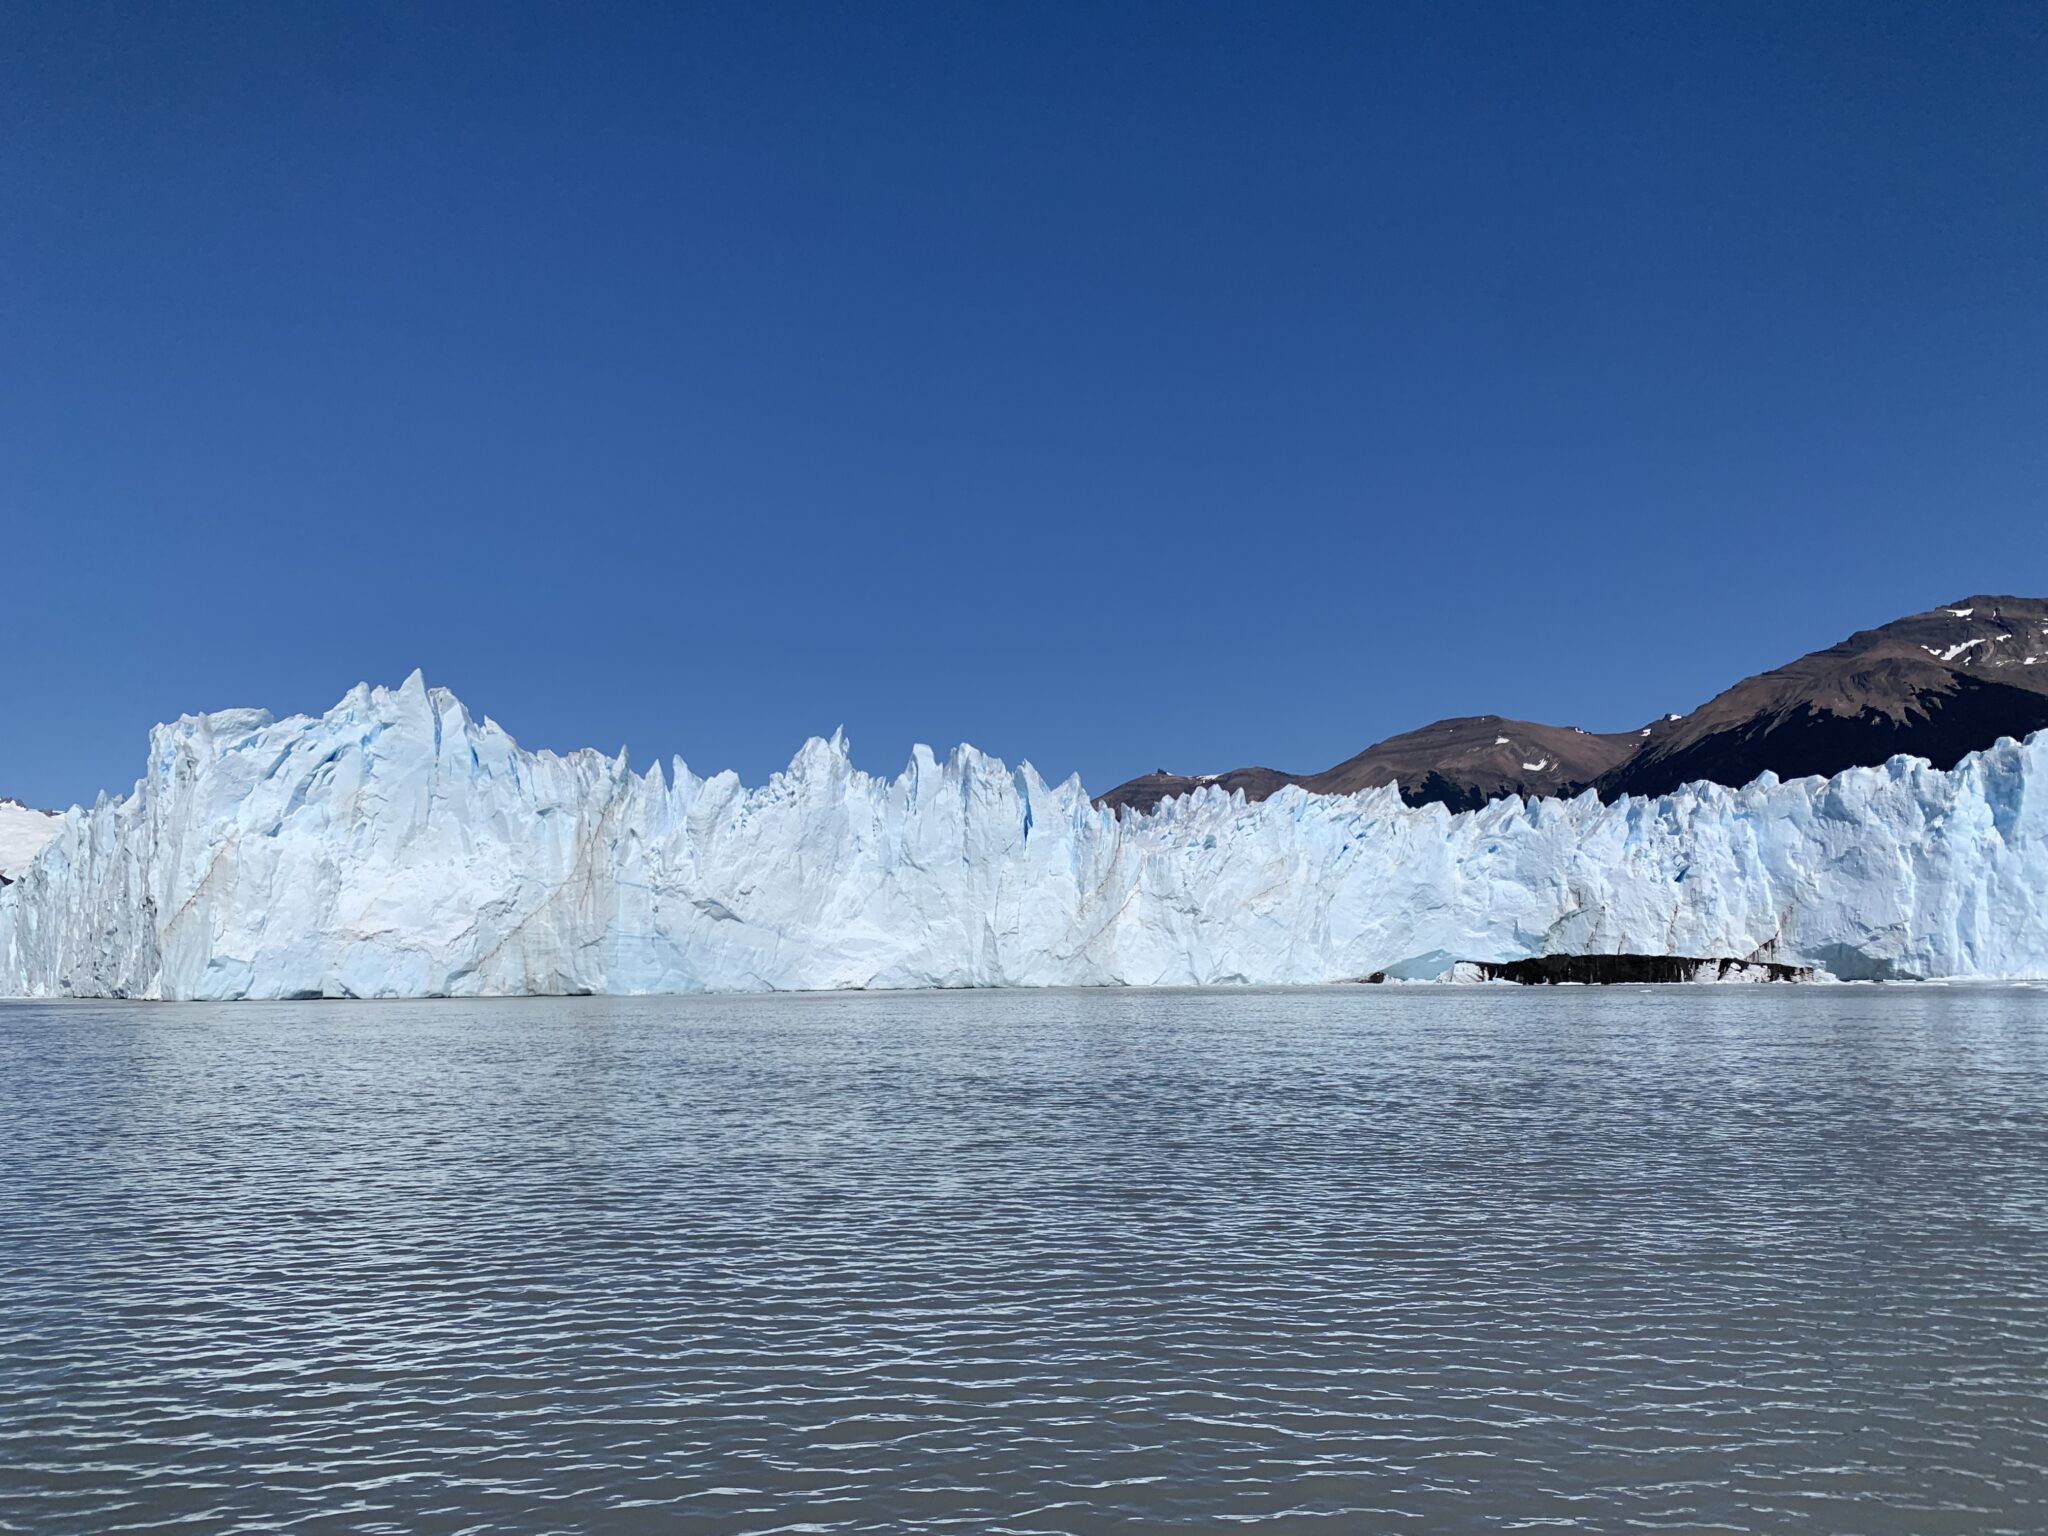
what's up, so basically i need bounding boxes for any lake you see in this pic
[2,985,2045,1533]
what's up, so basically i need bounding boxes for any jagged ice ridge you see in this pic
[3,672,2045,998]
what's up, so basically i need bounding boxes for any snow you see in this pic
[1950,608,1975,618]
[0,801,60,882]
[1521,759,1549,772]
[4,672,2048,998]
[1925,639,1988,662]
[1494,736,1511,745]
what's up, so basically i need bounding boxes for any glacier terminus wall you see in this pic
[2,673,2045,998]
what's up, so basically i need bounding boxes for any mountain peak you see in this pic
[1097,597,2048,816]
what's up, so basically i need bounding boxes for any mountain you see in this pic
[4,672,2046,997]
[1294,717,1636,811]
[1089,766,1300,814]
[1595,596,2048,800]
[1099,597,2048,815]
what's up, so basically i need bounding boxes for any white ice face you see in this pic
[0,800,60,882]
[3,671,2044,999]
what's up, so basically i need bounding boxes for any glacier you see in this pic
[0,800,60,882]
[2,671,2045,999]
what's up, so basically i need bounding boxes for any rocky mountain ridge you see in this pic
[1100,596,2048,815]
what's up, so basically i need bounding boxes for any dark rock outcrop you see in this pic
[1463,954,1813,985]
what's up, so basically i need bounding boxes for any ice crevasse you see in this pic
[2,672,2044,999]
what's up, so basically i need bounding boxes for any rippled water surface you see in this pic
[4,987,2047,1533]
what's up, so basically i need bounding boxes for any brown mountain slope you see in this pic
[1298,716,1636,810]
[1096,595,2048,816]
[1594,595,2048,800]
[1091,766,1298,813]
[1095,717,1642,816]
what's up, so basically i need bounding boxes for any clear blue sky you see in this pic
[4,2,2044,808]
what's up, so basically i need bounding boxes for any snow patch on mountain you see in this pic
[1927,639,1989,663]
[3,673,2046,998]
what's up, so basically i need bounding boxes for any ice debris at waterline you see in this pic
[2,672,2045,999]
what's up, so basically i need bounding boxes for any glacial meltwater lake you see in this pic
[3,987,2046,1534]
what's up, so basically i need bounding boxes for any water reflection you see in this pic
[2,985,2045,1533]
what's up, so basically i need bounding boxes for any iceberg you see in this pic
[2,672,2045,999]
